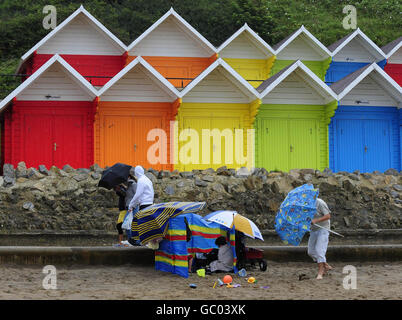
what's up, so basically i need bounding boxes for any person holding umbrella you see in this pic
[308,198,333,280]
[114,184,128,246]
[275,184,338,280]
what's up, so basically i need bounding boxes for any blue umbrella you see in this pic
[274,184,319,246]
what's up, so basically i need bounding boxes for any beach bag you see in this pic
[122,211,133,231]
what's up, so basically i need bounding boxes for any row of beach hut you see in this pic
[0,6,401,173]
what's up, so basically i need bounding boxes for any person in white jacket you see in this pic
[128,166,154,212]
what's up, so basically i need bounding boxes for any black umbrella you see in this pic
[98,163,132,190]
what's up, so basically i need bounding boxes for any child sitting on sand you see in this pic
[308,198,333,279]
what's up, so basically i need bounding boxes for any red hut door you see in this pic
[17,101,92,169]
[53,115,85,169]
[24,114,54,168]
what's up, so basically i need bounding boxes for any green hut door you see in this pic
[289,119,318,170]
[259,118,320,171]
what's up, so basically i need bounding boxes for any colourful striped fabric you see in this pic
[155,215,189,278]
[131,202,206,245]
[155,213,238,278]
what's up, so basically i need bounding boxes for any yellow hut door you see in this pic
[211,117,241,170]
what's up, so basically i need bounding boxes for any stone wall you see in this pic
[0,163,401,233]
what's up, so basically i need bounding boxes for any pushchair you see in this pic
[236,231,267,272]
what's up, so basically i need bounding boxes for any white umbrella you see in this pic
[203,210,264,241]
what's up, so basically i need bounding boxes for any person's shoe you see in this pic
[316,274,323,280]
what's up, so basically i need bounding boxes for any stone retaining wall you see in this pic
[0,163,401,232]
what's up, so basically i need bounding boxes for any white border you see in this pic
[0,54,98,112]
[330,28,386,60]
[383,38,402,60]
[97,56,180,100]
[20,6,127,63]
[258,60,337,103]
[178,58,259,101]
[275,26,331,58]
[127,8,216,55]
[217,23,276,57]
[336,63,402,103]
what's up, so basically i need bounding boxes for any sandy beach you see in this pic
[0,261,400,300]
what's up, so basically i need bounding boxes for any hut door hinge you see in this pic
[54,143,57,151]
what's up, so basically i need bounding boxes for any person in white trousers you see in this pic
[308,198,333,279]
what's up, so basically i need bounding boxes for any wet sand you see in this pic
[0,261,401,300]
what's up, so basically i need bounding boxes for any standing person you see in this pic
[128,166,154,212]
[308,197,333,279]
[114,184,127,246]
[121,173,137,244]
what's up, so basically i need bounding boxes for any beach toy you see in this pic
[196,269,206,277]
[217,279,224,286]
[238,268,247,277]
[260,286,270,289]
[223,275,233,284]
[247,277,256,283]
[189,284,197,289]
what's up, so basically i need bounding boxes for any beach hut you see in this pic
[217,24,276,88]
[96,57,180,170]
[329,63,402,173]
[127,8,217,89]
[255,60,337,172]
[271,26,332,82]
[382,37,402,86]
[326,28,387,85]
[175,58,260,171]
[17,6,128,87]
[0,55,98,169]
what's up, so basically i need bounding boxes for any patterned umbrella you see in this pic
[131,202,206,245]
[275,184,319,246]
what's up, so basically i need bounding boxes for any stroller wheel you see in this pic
[259,259,267,272]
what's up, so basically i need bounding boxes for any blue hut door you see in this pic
[336,119,365,172]
[364,120,391,172]
[335,118,392,172]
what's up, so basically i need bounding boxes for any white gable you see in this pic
[182,68,251,103]
[276,34,327,61]
[333,37,381,63]
[219,32,269,59]
[17,63,94,101]
[388,46,402,64]
[37,13,123,55]
[129,16,211,57]
[340,73,398,107]
[100,65,175,102]
[261,71,327,105]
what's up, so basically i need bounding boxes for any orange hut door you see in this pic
[132,116,163,170]
[103,115,134,166]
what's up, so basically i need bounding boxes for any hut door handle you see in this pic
[134,144,137,151]
[54,143,57,151]
[364,146,368,153]
[290,145,293,152]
